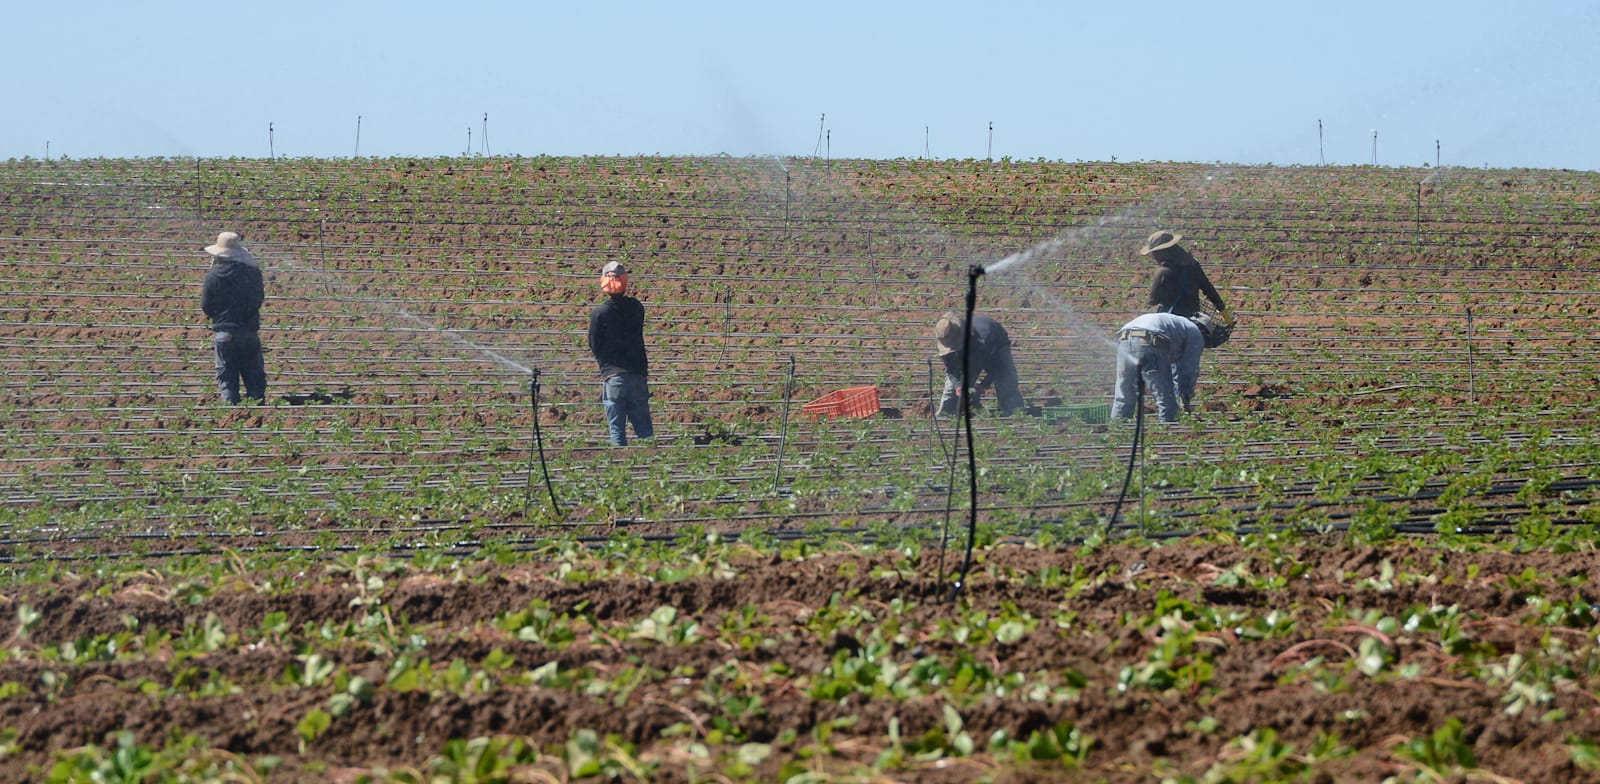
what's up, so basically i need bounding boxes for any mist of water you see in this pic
[986,166,1235,277]
[267,247,534,377]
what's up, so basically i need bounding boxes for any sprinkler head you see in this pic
[967,264,986,279]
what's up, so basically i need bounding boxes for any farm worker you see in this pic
[1139,230,1234,324]
[934,311,1024,417]
[588,260,655,446]
[1110,312,1209,423]
[200,231,267,404]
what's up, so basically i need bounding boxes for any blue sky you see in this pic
[6,1,1597,169]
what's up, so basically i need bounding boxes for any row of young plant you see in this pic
[4,155,1598,546]
[9,157,1600,266]
[4,384,1597,563]
[6,528,1600,781]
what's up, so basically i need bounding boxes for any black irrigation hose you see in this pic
[947,265,984,604]
[1106,372,1145,536]
[524,370,561,519]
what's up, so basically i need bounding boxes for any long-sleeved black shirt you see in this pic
[201,259,265,332]
[588,295,649,379]
[1148,259,1224,317]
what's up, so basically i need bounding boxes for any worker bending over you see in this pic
[934,310,1024,417]
[1110,312,1211,423]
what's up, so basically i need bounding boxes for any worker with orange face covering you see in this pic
[587,261,654,446]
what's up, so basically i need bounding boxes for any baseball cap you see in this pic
[601,261,627,275]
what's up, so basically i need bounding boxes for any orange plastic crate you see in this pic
[800,386,880,419]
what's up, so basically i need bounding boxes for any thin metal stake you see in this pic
[772,355,796,494]
[318,217,331,298]
[719,287,733,363]
[1466,307,1475,405]
[1139,417,1148,536]
[194,157,203,228]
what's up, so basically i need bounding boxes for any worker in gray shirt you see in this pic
[1110,311,1211,423]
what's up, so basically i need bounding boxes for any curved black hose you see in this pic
[948,265,984,603]
[524,371,561,519]
[1106,370,1144,535]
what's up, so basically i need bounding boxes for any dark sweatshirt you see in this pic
[1148,251,1224,317]
[940,314,1011,377]
[201,259,265,332]
[588,295,649,379]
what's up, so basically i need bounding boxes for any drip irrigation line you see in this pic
[17,499,1599,565]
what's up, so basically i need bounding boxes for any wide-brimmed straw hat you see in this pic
[1138,230,1182,256]
[204,231,257,264]
[934,311,964,356]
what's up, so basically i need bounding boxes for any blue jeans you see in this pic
[214,331,266,404]
[1112,339,1181,423]
[602,373,654,446]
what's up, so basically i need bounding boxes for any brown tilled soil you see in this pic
[3,540,1597,782]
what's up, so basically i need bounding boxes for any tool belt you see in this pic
[1118,328,1169,346]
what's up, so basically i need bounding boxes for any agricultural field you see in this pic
[2,155,1600,781]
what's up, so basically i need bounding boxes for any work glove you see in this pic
[1219,308,1237,328]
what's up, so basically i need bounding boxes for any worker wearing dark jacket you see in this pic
[1141,230,1228,318]
[934,311,1024,417]
[200,231,266,404]
[588,261,654,446]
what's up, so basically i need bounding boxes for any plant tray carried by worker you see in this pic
[801,386,880,419]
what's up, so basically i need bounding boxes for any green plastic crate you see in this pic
[1041,402,1110,424]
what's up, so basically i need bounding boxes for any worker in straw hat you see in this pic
[1139,229,1233,323]
[933,310,1024,418]
[199,231,267,404]
[588,260,654,446]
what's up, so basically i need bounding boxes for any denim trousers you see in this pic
[602,373,654,446]
[214,331,266,404]
[1111,339,1181,423]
